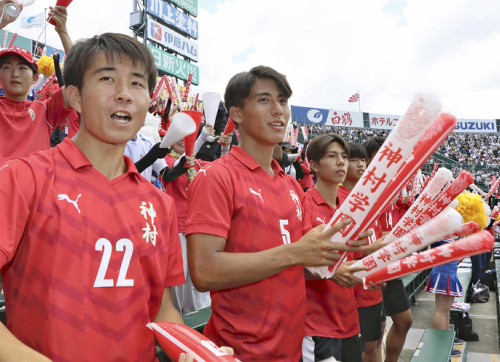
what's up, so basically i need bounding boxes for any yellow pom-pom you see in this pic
[456,191,487,230]
[37,56,55,76]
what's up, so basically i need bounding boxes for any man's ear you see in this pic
[66,85,82,113]
[309,159,320,174]
[31,73,39,85]
[230,106,242,125]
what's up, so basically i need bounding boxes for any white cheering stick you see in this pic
[352,207,469,279]
[308,94,442,278]
[384,167,453,244]
[170,77,185,111]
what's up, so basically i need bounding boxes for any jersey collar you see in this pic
[57,138,143,181]
[229,145,285,175]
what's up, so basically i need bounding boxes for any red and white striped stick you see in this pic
[7,33,17,48]
[308,95,445,278]
[487,177,500,198]
[470,183,487,197]
[35,73,56,97]
[170,77,185,111]
[364,231,494,285]
[150,77,166,105]
[384,168,453,244]
[352,207,467,278]
[1,31,8,48]
[192,92,199,111]
[182,73,193,103]
[414,171,474,225]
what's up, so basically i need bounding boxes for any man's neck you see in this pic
[315,179,339,208]
[72,133,128,180]
[342,179,357,191]
[238,136,275,176]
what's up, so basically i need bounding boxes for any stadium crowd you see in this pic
[0,1,498,361]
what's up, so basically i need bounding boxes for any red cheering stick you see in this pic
[352,207,467,278]
[218,117,236,145]
[364,231,494,285]
[150,77,166,106]
[164,76,177,105]
[148,322,237,362]
[182,110,203,162]
[35,73,56,97]
[430,162,439,179]
[192,92,199,111]
[451,221,479,238]
[182,73,193,103]
[49,0,73,25]
[384,168,453,244]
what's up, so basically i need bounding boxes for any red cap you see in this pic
[0,46,38,71]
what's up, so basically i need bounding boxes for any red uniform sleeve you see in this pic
[44,88,72,129]
[185,163,234,238]
[0,160,35,268]
[163,197,185,287]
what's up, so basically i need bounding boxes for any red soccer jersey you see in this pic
[164,154,209,233]
[302,187,360,338]
[185,146,307,362]
[0,139,184,361]
[0,88,71,165]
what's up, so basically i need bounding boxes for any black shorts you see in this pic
[358,302,386,343]
[382,278,411,316]
[302,335,363,362]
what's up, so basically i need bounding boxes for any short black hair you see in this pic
[224,65,292,110]
[307,133,349,164]
[64,33,157,95]
[363,136,385,160]
[348,142,367,159]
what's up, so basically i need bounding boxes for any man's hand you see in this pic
[292,219,365,267]
[330,260,364,287]
[48,5,68,34]
[0,0,21,29]
[219,132,233,146]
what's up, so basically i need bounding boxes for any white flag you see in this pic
[20,12,45,29]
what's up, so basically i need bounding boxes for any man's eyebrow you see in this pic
[254,91,286,98]
[94,67,147,80]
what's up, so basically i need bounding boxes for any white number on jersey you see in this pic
[280,219,291,244]
[94,238,135,288]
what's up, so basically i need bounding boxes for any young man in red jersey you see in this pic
[0,33,185,361]
[185,66,365,361]
[0,1,73,165]
[301,133,365,362]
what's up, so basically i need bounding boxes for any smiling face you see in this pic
[231,78,290,148]
[68,53,150,147]
[311,141,348,185]
[0,55,38,101]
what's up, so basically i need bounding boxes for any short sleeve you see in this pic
[185,163,234,238]
[162,199,185,287]
[0,160,36,268]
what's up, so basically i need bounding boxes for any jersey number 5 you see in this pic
[280,219,291,244]
[94,238,134,288]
